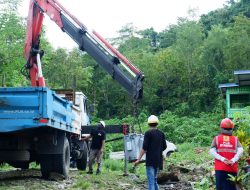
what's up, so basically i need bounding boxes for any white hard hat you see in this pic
[147,115,159,124]
[100,120,106,127]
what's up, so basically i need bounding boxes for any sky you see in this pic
[18,0,228,49]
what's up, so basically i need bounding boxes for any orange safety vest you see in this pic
[214,134,238,173]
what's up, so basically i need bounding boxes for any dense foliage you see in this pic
[0,1,249,127]
[0,0,27,86]
[0,2,249,189]
[102,111,221,152]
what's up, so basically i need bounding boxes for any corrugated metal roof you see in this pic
[219,70,250,90]
[218,83,239,89]
[234,70,250,75]
[234,70,250,86]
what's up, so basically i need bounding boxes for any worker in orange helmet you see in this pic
[209,118,244,190]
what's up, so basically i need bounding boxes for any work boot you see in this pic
[87,170,93,174]
[96,169,101,175]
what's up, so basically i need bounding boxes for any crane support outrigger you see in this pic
[24,0,143,102]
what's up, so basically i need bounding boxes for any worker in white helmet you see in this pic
[83,121,106,175]
[135,115,167,190]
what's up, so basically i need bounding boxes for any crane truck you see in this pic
[0,0,144,179]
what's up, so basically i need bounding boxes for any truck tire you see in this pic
[54,136,70,178]
[40,155,52,179]
[76,141,88,170]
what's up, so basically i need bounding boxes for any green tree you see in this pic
[43,48,93,90]
[158,24,178,48]
[170,19,205,114]
[0,0,28,87]
[224,16,250,71]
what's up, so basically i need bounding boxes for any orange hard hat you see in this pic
[220,118,234,129]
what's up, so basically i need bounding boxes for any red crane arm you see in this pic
[24,0,65,59]
[24,0,143,102]
[24,0,65,87]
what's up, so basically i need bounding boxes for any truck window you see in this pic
[230,94,250,108]
[83,98,87,112]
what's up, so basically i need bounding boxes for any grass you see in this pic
[103,159,146,179]
[69,159,147,190]
[0,143,214,190]
[166,143,213,169]
[103,159,124,171]
[73,180,91,190]
[73,169,144,190]
[75,143,214,189]
[0,163,14,171]
[162,143,214,190]
[0,162,39,171]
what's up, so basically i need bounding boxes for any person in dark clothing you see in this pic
[135,115,167,190]
[83,121,106,175]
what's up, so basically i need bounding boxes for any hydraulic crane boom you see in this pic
[24,0,144,102]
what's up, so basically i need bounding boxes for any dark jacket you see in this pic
[143,128,167,169]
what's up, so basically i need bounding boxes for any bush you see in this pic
[73,181,91,189]
[166,143,212,167]
[158,111,221,146]
[103,159,124,171]
[231,110,250,189]
[95,111,221,151]
[92,111,223,158]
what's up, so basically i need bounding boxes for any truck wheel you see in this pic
[76,141,88,170]
[40,155,52,179]
[54,137,70,178]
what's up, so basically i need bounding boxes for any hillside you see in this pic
[0,0,249,189]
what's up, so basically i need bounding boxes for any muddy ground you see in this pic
[0,168,194,190]
[0,169,76,190]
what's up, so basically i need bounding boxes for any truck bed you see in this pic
[0,87,81,134]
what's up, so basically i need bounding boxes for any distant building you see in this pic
[219,70,250,118]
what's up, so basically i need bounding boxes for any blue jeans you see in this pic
[146,166,159,190]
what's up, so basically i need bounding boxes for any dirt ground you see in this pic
[0,169,76,190]
[0,168,194,190]
[0,169,141,190]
